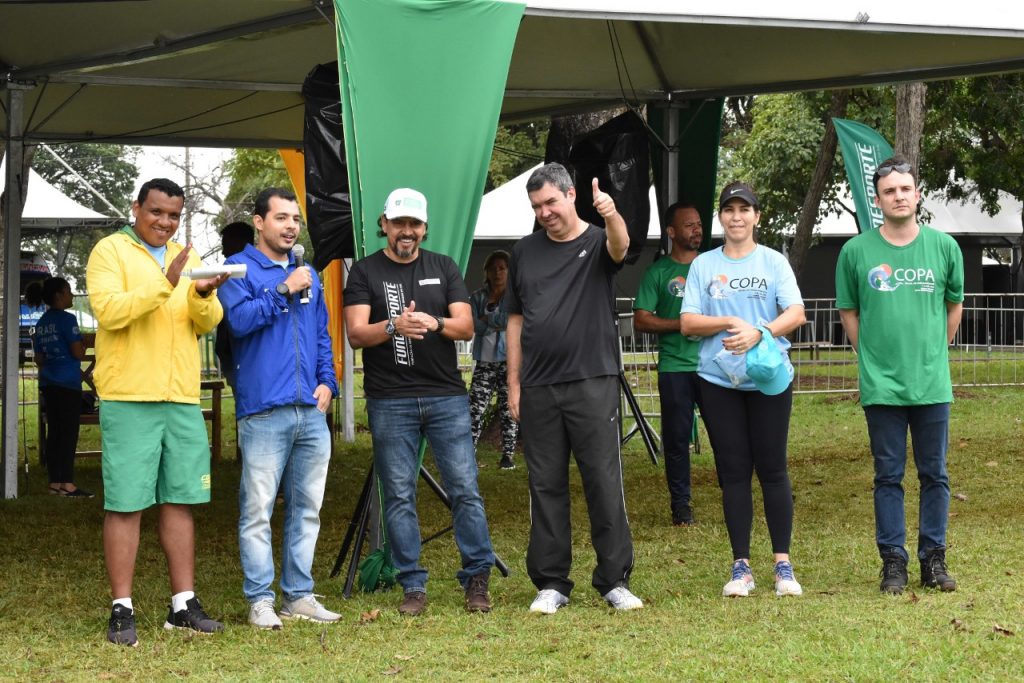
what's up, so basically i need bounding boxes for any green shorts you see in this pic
[100,400,212,512]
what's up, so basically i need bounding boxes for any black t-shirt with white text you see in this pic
[507,224,621,387]
[344,249,470,398]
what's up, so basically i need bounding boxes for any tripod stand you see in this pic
[331,462,510,598]
[617,313,661,466]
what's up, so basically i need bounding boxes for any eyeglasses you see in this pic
[876,161,913,177]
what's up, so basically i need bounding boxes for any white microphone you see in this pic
[293,244,310,304]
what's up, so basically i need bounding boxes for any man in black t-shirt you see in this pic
[344,188,495,617]
[507,163,642,614]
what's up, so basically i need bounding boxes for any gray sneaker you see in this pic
[279,595,341,623]
[248,599,283,630]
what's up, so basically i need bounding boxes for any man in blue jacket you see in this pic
[219,187,339,630]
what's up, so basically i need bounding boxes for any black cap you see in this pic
[719,182,759,210]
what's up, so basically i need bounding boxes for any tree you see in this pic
[219,149,291,225]
[922,74,1024,214]
[218,148,311,256]
[487,121,547,192]
[27,144,139,284]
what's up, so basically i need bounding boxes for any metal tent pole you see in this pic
[2,86,27,498]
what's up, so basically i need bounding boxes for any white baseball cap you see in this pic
[383,188,428,222]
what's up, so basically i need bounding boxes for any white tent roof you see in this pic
[474,164,662,240]
[0,157,115,235]
[789,192,1024,239]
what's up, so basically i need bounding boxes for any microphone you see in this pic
[293,244,310,304]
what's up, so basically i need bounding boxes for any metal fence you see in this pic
[617,295,1024,437]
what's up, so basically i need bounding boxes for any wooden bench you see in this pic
[38,333,224,460]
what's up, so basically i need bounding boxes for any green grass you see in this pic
[3,388,1024,681]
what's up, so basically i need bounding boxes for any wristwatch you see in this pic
[385,317,397,336]
[275,282,290,297]
[434,315,445,333]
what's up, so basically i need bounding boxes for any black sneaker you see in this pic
[672,505,696,526]
[498,456,515,470]
[163,597,224,634]
[879,552,909,594]
[107,604,138,647]
[921,548,957,591]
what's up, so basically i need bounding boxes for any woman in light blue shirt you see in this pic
[681,182,805,598]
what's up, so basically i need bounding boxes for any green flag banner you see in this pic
[833,118,894,233]
[335,0,525,268]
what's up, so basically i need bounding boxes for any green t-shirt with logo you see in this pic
[835,225,964,406]
[633,256,699,372]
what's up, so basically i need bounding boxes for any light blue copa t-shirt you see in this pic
[680,244,803,390]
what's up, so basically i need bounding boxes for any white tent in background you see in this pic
[475,164,663,241]
[0,157,116,236]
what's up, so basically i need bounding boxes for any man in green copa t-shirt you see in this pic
[633,202,703,526]
[836,155,964,596]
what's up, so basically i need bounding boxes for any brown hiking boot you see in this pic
[464,573,492,613]
[398,591,427,616]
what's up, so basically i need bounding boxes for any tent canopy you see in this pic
[0,157,115,236]
[4,1,1024,147]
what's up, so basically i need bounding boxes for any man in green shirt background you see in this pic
[633,202,703,526]
[836,155,964,595]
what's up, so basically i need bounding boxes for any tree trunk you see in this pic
[789,90,850,280]
[895,82,928,169]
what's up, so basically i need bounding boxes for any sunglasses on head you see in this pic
[876,161,913,177]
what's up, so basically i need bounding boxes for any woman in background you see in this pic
[29,277,91,497]
[681,182,805,597]
[468,250,519,469]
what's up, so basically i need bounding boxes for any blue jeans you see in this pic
[864,403,951,562]
[238,405,331,603]
[367,395,494,593]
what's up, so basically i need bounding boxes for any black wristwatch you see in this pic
[275,282,290,297]
[434,315,445,333]
[385,317,397,336]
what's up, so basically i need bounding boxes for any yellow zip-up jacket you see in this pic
[86,227,223,404]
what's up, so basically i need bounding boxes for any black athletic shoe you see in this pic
[107,604,138,647]
[163,597,224,634]
[921,548,957,591]
[63,487,94,498]
[672,505,696,526]
[879,552,909,594]
[498,456,515,470]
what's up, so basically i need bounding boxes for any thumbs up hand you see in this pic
[592,177,616,218]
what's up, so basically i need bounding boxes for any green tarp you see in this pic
[833,118,894,233]
[335,0,525,268]
[649,100,725,252]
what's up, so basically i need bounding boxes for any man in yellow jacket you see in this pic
[87,178,229,647]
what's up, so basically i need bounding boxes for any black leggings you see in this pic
[699,378,793,560]
[42,385,82,484]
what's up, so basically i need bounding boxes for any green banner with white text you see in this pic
[335,0,525,269]
[833,118,894,233]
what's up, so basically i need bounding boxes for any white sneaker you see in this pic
[248,599,283,630]
[723,560,756,597]
[280,595,341,623]
[603,586,643,610]
[774,561,803,597]
[529,589,569,614]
